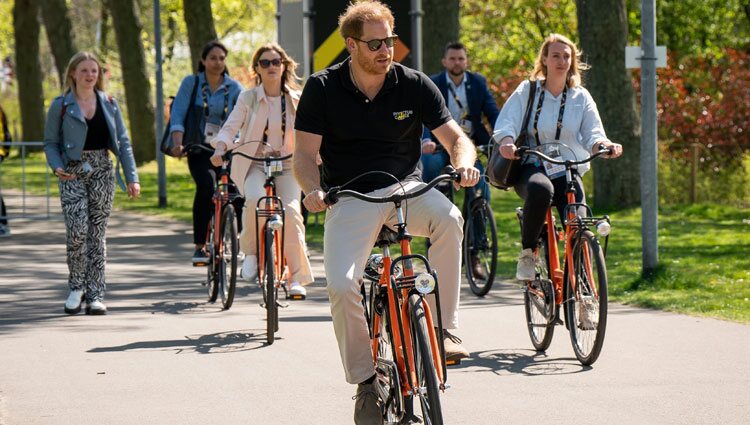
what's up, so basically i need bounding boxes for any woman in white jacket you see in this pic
[211,43,313,298]
[493,34,622,282]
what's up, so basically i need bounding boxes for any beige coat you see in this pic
[213,85,300,196]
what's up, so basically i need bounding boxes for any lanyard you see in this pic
[532,82,567,146]
[262,95,286,144]
[201,82,229,121]
[447,83,468,119]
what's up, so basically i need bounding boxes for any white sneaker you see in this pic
[241,255,258,282]
[288,281,306,299]
[516,248,538,281]
[577,295,598,330]
[64,289,85,314]
[86,300,108,315]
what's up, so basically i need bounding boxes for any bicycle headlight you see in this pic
[267,214,283,231]
[414,272,436,294]
[595,220,611,237]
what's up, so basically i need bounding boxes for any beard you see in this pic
[355,51,392,76]
[448,67,465,78]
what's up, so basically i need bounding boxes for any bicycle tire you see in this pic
[523,231,555,351]
[264,227,278,345]
[219,205,238,310]
[375,303,403,423]
[409,294,443,425]
[207,220,219,303]
[463,198,498,296]
[564,230,608,365]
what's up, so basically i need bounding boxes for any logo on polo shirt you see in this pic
[393,110,413,121]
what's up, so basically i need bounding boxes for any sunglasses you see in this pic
[257,58,283,68]
[351,35,398,52]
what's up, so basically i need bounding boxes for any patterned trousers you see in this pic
[59,150,115,302]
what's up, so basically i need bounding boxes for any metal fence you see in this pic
[0,141,55,221]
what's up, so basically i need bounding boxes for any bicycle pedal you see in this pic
[192,261,209,267]
[276,301,289,308]
[288,294,306,301]
[446,359,462,366]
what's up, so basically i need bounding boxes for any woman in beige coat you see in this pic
[211,43,313,298]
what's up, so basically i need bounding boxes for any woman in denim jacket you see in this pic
[44,51,140,315]
[169,41,244,265]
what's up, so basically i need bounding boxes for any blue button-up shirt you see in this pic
[169,72,243,134]
[445,71,468,121]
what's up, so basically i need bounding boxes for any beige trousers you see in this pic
[323,180,463,384]
[239,163,314,285]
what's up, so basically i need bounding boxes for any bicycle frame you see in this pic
[255,162,289,296]
[369,204,447,399]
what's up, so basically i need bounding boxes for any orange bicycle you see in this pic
[222,142,295,345]
[516,144,612,366]
[188,144,239,310]
[325,170,460,425]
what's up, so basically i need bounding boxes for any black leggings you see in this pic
[187,150,243,245]
[514,164,585,250]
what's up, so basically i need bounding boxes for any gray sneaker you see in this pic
[353,383,383,425]
[577,295,598,330]
[0,224,10,238]
[516,248,537,281]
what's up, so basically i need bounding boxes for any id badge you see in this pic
[459,119,473,137]
[203,122,220,144]
[543,145,566,179]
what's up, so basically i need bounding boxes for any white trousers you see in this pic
[323,180,463,384]
[239,164,314,285]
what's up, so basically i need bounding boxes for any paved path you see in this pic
[1,206,749,424]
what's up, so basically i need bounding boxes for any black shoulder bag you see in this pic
[160,76,200,157]
[487,80,537,190]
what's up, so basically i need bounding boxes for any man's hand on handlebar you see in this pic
[303,188,327,213]
[596,139,623,158]
[455,166,480,189]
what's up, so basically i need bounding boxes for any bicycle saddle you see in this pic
[375,226,399,247]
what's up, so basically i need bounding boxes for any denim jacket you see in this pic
[44,90,139,191]
[169,72,243,135]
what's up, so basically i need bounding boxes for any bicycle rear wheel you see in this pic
[409,294,443,425]
[220,205,238,310]
[463,198,498,296]
[263,227,278,345]
[523,231,556,351]
[207,220,219,303]
[565,230,608,365]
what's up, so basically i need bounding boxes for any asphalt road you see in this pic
[1,205,748,424]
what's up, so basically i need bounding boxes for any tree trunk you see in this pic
[183,0,218,73]
[38,0,77,88]
[576,0,641,208]
[104,0,155,165]
[13,0,45,143]
[422,0,459,75]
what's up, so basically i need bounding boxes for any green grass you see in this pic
[4,153,749,322]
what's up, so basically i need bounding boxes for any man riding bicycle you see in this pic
[420,41,499,278]
[293,2,479,424]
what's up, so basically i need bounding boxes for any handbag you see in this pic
[487,80,537,190]
[160,76,201,157]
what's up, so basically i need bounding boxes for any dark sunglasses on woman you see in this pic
[258,58,283,68]
[351,35,398,52]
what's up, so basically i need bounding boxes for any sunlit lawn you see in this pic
[3,152,749,322]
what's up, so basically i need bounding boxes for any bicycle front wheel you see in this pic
[264,227,278,345]
[523,231,555,351]
[463,198,498,296]
[409,294,443,425]
[565,230,608,365]
[220,205,238,310]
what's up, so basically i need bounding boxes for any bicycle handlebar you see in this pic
[516,145,611,166]
[186,143,293,162]
[324,168,462,206]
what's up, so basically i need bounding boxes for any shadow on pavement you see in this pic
[87,329,271,354]
[450,348,590,376]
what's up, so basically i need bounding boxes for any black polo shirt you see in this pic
[295,59,452,193]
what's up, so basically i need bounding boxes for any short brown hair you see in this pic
[338,1,395,40]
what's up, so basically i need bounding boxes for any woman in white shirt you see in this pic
[211,43,313,298]
[493,34,623,281]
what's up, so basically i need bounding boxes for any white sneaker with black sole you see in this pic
[64,289,85,315]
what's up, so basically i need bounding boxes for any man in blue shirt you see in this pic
[421,42,500,277]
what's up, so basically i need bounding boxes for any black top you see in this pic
[295,59,452,193]
[83,96,110,151]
